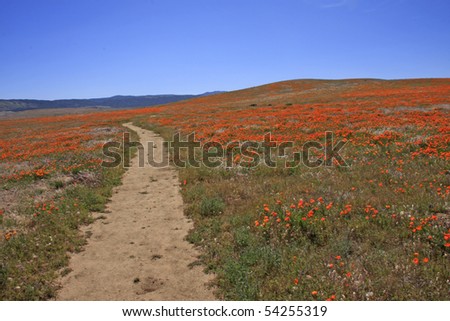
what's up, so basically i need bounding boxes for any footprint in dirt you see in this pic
[151,254,162,260]
[134,276,164,294]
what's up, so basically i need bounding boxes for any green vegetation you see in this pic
[178,159,449,300]
[0,124,138,300]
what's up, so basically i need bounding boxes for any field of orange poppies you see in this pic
[1,78,449,300]
[0,111,142,299]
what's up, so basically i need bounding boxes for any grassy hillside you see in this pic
[134,78,450,300]
[1,78,449,300]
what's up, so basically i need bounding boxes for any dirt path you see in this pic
[57,123,215,300]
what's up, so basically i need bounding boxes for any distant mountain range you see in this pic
[0,91,225,112]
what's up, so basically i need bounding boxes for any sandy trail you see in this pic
[57,123,214,300]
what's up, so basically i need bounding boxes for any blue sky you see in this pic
[0,0,449,99]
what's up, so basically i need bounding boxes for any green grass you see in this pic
[178,161,449,300]
[199,197,225,217]
[0,125,138,300]
[0,166,124,300]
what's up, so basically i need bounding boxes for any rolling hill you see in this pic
[0,91,225,112]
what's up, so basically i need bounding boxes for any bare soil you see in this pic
[57,123,215,300]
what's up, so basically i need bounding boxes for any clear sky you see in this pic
[0,0,449,99]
